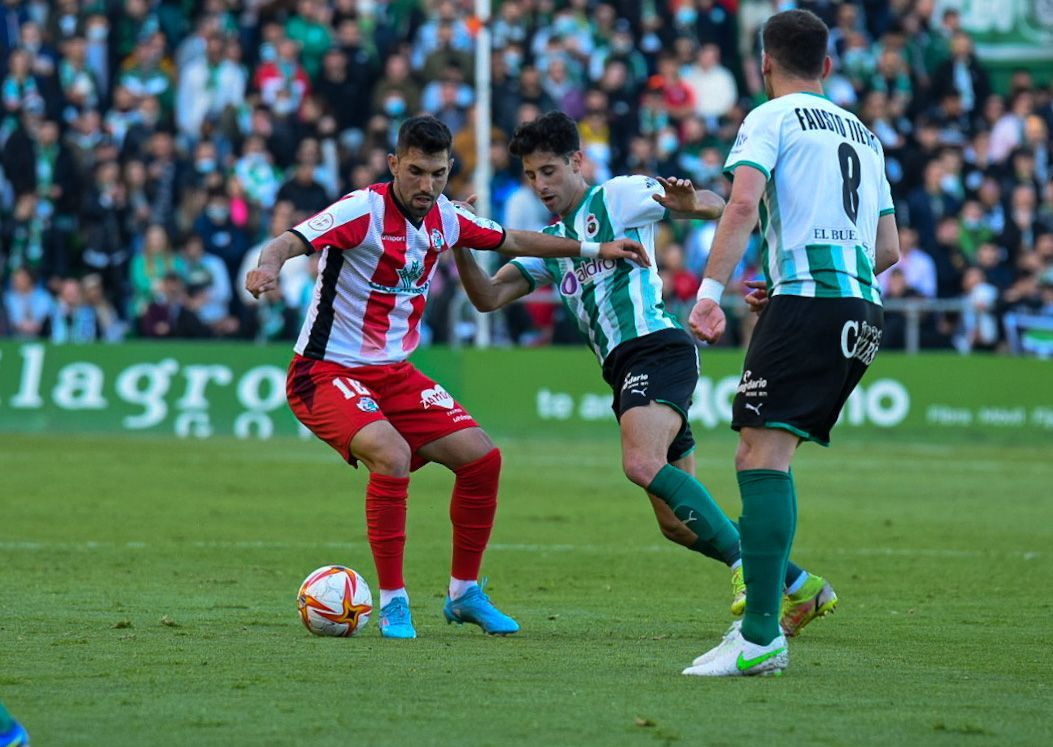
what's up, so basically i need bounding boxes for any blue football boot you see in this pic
[378,597,417,639]
[0,719,29,747]
[443,584,519,635]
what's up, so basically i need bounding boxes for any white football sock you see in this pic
[379,587,409,608]
[731,559,743,571]
[449,577,478,600]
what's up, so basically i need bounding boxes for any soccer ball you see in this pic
[296,565,373,637]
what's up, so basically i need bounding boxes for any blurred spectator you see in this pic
[4,267,52,339]
[682,43,738,123]
[176,33,247,140]
[44,277,96,344]
[883,227,937,299]
[183,233,236,336]
[81,273,126,342]
[140,272,211,339]
[930,31,990,117]
[254,38,311,117]
[130,223,185,318]
[192,188,249,291]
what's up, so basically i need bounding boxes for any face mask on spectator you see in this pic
[87,25,108,42]
[504,51,522,72]
[196,158,217,173]
[206,204,229,222]
[676,8,698,25]
[384,97,406,117]
[273,97,298,115]
[554,18,577,36]
[658,132,679,155]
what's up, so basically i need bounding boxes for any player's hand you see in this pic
[689,298,726,344]
[652,176,700,214]
[452,194,478,213]
[599,239,650,266]
[245,266,279,299]
[743,279,769,313]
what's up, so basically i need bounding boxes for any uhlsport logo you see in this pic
[559,258,618,296]
[420,384,455,410]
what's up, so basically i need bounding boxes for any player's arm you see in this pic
[688,165,767,343]
[874,213,900,275]
[651,176,725,220]
[499,228,649,265]
[452,198,649,265]
[451,247,533,312]
[245,231,309,299]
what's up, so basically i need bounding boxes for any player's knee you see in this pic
[623,455,662,489]
[368,441,412,477]
[733,441,753,472]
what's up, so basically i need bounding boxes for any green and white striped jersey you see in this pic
[510,175,680,363]
[725,92,895,304]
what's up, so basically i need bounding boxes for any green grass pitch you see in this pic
[1,432,1050,745]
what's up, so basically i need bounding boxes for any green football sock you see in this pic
[730,519,804,584]
[648,465,740,566]
[0,701,14,732]
[738,469,796,645]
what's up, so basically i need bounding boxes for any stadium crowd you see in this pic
[0,0,1052,353]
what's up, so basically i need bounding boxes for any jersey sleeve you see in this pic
[602,175,668,229]
[724,105,782,181]
[508,256,555,292]
[878,148,895,217]
[289,190,372,253]
[452,204,506,251]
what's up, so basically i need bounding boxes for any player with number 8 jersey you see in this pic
[245,116,648,640]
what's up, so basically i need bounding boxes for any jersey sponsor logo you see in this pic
[307,212,335,232]
[737,370,768,397]
[381,234,407,242]
[622,372,649,397]
[840,320,881,365]
[420,384,455,410]
[584,213,599,238]
[368,260,430,295]
[558,258,619,296]
[357,397,380,413]
[812,227,858,242]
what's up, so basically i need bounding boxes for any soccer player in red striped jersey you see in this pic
[246,115,647,639]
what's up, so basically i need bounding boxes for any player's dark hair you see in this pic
[508,110,580,160]
[762,9,829,80]
[396,115,452,156]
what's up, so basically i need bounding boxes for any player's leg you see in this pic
[416,427,519,635]
[347,421,418,639]
[0,701,29,746]
[621,404,741,568]
[649,455,817,617]
[285,356,416,639]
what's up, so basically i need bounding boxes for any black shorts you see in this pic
[602,328,699,462]
[732,295,884,446]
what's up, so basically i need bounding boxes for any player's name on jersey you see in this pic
[812,227,859,242]
[791,105,880,155]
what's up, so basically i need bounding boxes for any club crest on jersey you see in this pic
[397,260,425,290]
[307,212,334,232]
[357,397,380,413]
[584,213,599,238]
[431,228,445,250]
[559,258,618,296]
[420,385,455,410]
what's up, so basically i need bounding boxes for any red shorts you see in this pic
[286,355,479,470]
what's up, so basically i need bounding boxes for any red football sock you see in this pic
[365,473,410,590]
[450,448,501,581]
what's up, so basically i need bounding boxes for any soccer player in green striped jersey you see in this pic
[683,9,901,677]
[452,111,833,631]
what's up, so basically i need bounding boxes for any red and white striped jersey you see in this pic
[289,182,505,367]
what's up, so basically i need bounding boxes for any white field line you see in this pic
[0,540,1041,560]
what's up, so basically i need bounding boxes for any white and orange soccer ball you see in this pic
[296,565,373,637]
